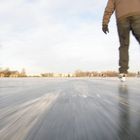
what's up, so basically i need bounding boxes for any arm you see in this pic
[103,0,115,25]
[102,0,115,34]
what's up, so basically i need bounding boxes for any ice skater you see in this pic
[102,0,140,81]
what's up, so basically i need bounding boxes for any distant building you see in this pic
[41,73,54,77]
[0,73,5,77]
[53,73,62,77]
[9,71,19,77]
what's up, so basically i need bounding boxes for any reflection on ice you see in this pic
[118,83,130,139]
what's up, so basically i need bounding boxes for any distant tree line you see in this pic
[41,70,137,77]
[74,70,136,77]
[0,68,27,77]
[74,70,118,77]
[0,67,137,78]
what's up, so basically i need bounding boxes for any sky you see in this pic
[0,0,140,74]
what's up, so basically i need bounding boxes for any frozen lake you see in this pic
[0,78,140,140]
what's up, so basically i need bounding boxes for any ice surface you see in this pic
[0,78,140,140]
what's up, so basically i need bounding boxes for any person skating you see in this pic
[102,0,140,81]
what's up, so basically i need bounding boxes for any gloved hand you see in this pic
[102,24,109,34]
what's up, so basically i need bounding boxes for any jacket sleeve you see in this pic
[102,0,115,25]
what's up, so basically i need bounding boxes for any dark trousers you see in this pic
[117,15,140,73]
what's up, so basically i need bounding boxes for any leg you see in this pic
[117,18,131,74]
[131,15,140,44]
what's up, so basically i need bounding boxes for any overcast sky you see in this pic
[0,0,140,74]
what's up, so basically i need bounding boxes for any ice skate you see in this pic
[118,73,127,82]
